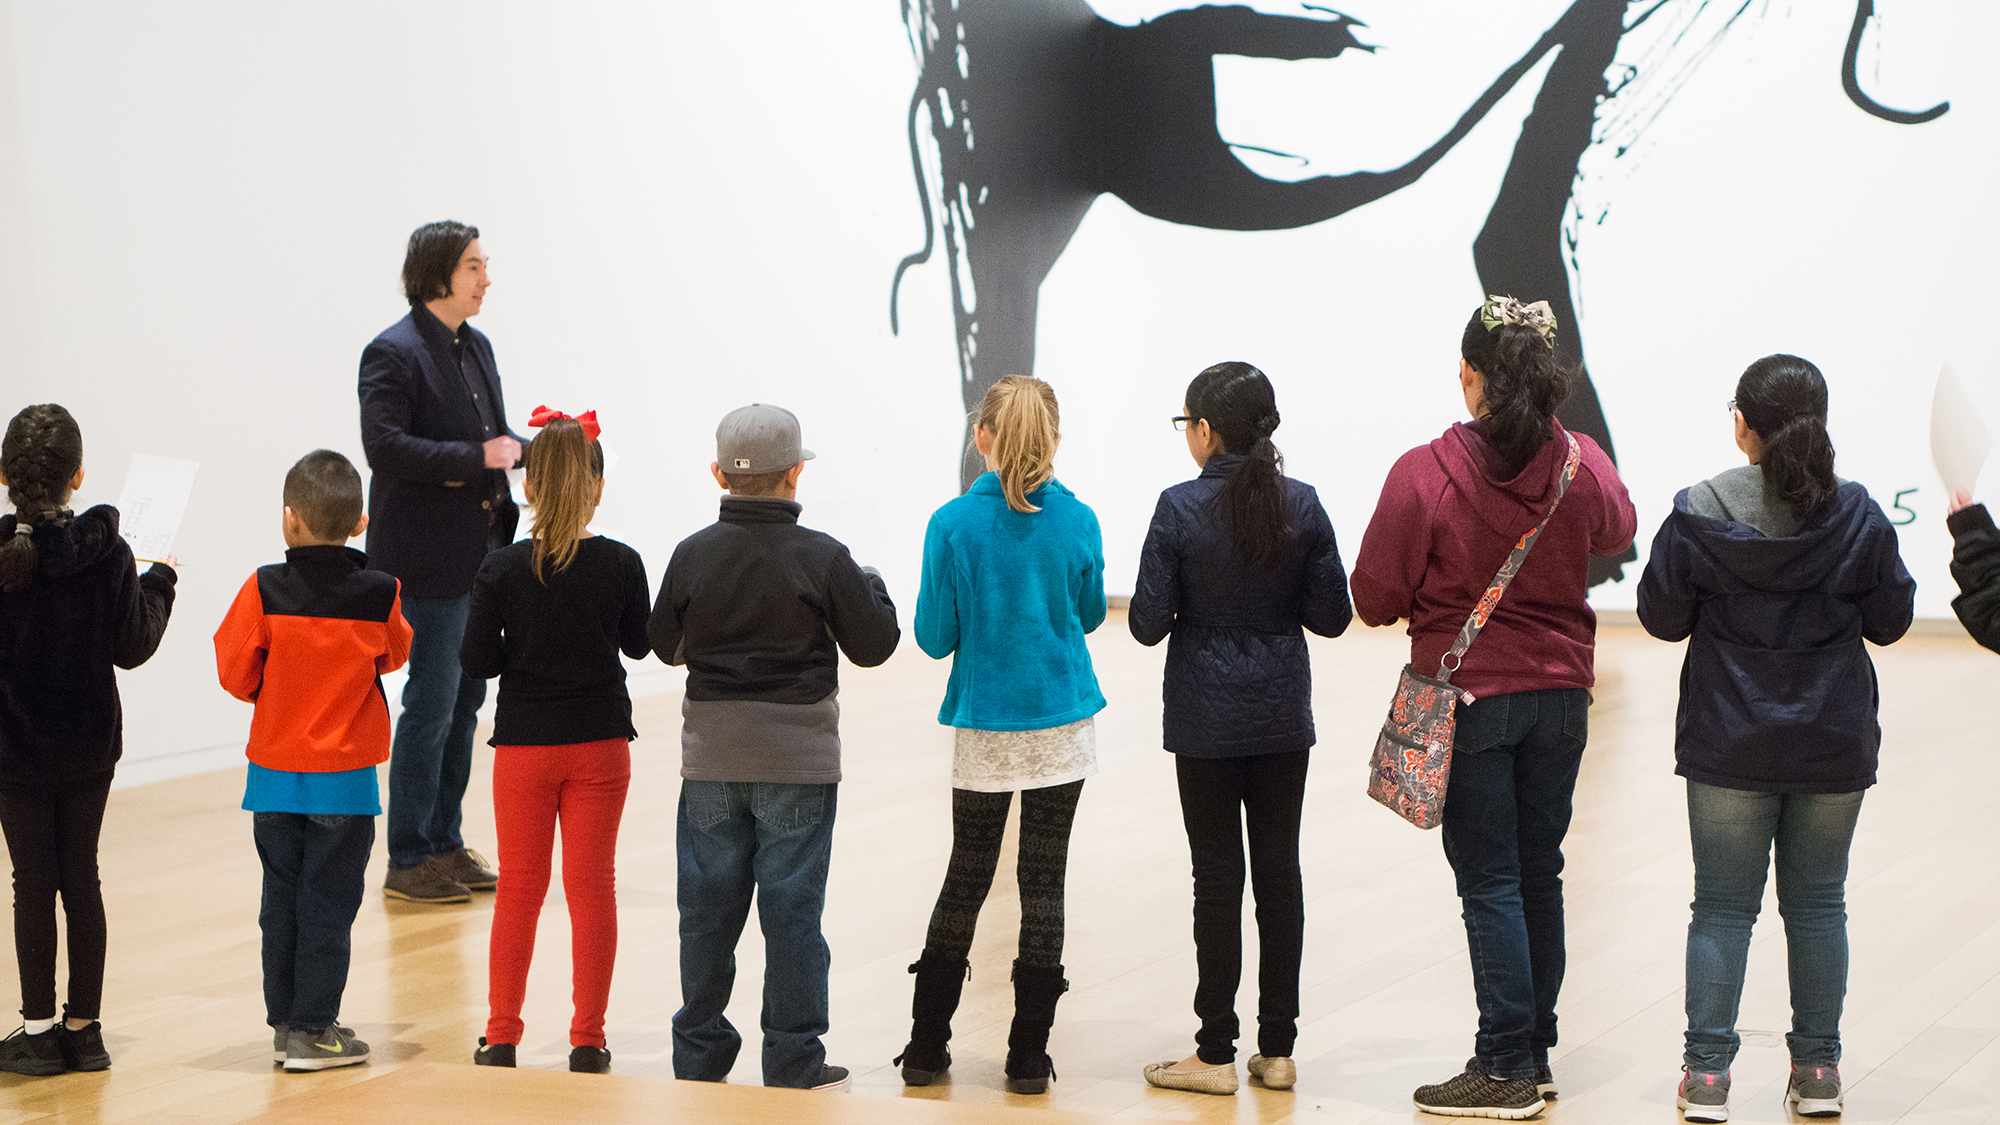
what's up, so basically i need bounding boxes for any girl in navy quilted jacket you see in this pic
[1637,355,1913,1121]
[1127,362,1351,1096]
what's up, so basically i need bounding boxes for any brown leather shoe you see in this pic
[382,857,471,903]
[434,846,498,891]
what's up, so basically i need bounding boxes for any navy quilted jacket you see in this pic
[1129,455,1351,757]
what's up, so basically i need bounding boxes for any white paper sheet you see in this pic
[1932,363,1992,501]
[114,454,200,563]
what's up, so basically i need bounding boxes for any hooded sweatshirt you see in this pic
[1351,420,1636,700]
[1637,469,1914,793]
[0,506,176,786]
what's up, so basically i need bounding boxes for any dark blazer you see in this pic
[1129,455,1351,757]
[1637,480,1914,794]
[358,307,519,598]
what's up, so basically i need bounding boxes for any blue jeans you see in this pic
[254,812,374,1030]
[1439,688,1588,1080]
[673,780,837,1088]
[386,593,486,870]
[1684,781,1862,1073]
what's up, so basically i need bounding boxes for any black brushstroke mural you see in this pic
[891,0,1946,585]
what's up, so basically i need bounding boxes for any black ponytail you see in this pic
[1186,361,1293,571]
[1734,354,1836,514]
[0,404,84,594]
[1460,304,1574,474]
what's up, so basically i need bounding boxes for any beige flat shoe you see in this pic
[1247,1054,1296,1090]
[1143,1059,1239,1095]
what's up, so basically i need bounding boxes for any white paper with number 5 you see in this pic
[114,454,200,564]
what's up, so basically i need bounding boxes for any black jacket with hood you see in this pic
[1636,478,1913,793]
[0,506,176,786]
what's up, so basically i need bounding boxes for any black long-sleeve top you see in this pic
[0,506,176,785]
[460,535,651,746]
[1128,456,1351,757]
[1949,503,2000,653]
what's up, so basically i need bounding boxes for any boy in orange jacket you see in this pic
[214,450,413,1072]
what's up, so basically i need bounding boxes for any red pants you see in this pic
[487,739,630,1048]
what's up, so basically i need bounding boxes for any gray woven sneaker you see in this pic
[284,1024,370,1071]
[1677,1067,1730,1122]
[1413,1062,1546,1119]
[1788,1063,1842,1117]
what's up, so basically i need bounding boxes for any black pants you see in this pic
[0,777,113,1021]
[922,780,1083,967]
[1176,749,1309,1064]
[255,812,374,1031]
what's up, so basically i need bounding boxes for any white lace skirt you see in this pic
[951,717,1098,793]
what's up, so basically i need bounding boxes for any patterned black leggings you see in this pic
[922,780,1083,968]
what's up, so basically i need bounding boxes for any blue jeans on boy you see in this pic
[673,780,836,1088]
[254,812,374,1030]
[386,593,486,870]
[1438,688,1588,1081]
[1684,781,1862,1073]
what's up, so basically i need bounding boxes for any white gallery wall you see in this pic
[0,1,1995,782]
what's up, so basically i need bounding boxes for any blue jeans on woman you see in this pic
[386,593,486,870]
[1684,781,1862,1073]
[1439,688,1588,1081]
[672,780,837,1089]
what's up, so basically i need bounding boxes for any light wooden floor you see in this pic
[2,614,1998,1124]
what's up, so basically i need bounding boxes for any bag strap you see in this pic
[1437,432,1581,682]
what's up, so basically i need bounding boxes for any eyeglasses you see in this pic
[1725,398,1737,416]
[1171,416,1190,432]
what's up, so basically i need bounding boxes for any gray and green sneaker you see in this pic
[1677,1067,1730,1122]
[283,1024,370,1072]
[1788,1063,1842,1117]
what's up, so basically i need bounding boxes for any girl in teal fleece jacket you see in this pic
[898,375,1105,1097]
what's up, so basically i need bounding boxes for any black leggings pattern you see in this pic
[923,780,1083,967]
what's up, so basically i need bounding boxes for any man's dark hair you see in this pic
[401,220,479,307]
[722,469,792,497]
[284,450,365,541]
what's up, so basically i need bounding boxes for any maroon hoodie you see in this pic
[1352,420,1636,700]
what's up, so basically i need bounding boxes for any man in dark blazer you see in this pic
[358,220,520,904]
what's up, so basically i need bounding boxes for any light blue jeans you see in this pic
[1684,780,1864,1073]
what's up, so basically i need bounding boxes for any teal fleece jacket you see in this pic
[915,473,1108,730]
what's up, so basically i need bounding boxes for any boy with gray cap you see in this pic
[648,403,901,1091]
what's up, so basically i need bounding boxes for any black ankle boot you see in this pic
[895,948,970,1086]
[1003,960,1069,1095]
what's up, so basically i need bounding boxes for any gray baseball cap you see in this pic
[716,403,815,474]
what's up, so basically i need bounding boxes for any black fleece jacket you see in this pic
[648,497,900,701]
[0,506,176,786]
[1948,503,2000,653]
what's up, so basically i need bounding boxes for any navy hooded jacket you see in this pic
[1636,479,1914,793]
[1129,455,1351,757]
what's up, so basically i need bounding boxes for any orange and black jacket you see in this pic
[214,545,413,772]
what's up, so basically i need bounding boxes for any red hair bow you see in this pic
[528,405,601,442]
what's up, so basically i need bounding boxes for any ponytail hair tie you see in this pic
[1480,294,1558,344]
[528,405,601,442]
[12,521,30,538]
[1256,411,1281,437]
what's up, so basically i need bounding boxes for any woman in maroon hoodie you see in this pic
[1352,297,1636,1119]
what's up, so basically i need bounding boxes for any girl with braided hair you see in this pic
[1352,298,1636,1118]
[1129,362,1352,1095]
[0,404,176,1075]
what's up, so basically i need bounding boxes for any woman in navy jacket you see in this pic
[1129,363,1350,1096]
[1637,354,1913,1122]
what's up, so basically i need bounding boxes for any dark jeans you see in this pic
[387,592,486,870]
[1175,749,1308,1065]
[0,777,112,1020]
[1439,688,1588,1080]
[254,812,374,1030]
[673,780,837,1088]
[1684,782,1862,1072]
